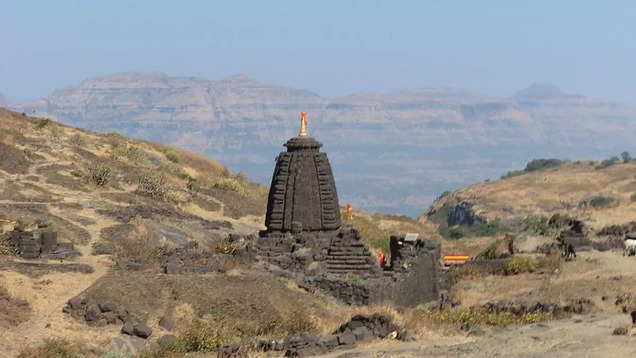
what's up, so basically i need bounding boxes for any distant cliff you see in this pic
[14,73,636,216]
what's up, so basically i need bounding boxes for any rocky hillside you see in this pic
[13,73,636,216]
[420,158,636,233]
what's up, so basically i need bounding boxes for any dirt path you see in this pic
[0,209,119,356]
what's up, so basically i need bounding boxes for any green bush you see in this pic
[524,158,563,172]
[631,192,636,202]
[502,158,563,179]
[186,176,199,194]
[88,164,111,186]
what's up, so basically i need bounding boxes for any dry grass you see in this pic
[113,217,169,266]
[417,308,554,329]
[17,338,99,358]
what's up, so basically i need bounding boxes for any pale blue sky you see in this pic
[2,1,636,103]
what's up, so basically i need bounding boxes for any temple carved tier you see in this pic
[265,135,341,233]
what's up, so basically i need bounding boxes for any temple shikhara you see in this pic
[256,113,442,306]
[265,112,341,233]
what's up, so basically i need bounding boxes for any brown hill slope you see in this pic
[420,159,636,232]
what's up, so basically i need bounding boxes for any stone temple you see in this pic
[265,122,341,233]
[256,113,442,306]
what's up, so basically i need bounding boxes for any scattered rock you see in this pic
[85,304,101,322]
[67,297,83,310]
[133,323,153,339]
[121,322,135,336]
[98,301,117,313]
[613,327,628,335]
[631,310,636,325]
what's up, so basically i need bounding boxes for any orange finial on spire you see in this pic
[299,112,308,136]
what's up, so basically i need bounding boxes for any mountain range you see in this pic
[10,72,636,216]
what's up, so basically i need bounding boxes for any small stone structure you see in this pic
[256,117,441,307]
[7,219,74,259]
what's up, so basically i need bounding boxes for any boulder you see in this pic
[133,323,153,339]
[337,329,356,346]
[85,304,101,322]
[67,297,84,310]
[121,322,135,335]
[98,301,117,313]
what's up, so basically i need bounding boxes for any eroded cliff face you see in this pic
[13,74,636,216]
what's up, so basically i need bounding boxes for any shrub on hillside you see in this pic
[580,195,616,208]
[631,192,636,202]
[137,172,168,200]
[502,158,563,179]
[34,118,50,130]
[88,164,111,187]
[109,144,147,163]
[596,156,620,169]
[186,175,200,194]
[621,151,632,163]
[524,158,563,172]
[212,178,246,196]
[165,150,180,163]
[67,133,85,147]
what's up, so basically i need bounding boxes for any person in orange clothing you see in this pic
[378,251,386,269]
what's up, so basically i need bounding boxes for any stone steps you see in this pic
[326,264,372,271]
[324,255,371,260]
[326,259,370,265]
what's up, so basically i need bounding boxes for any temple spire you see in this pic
[299,111,308,137]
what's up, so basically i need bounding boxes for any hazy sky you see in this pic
[2,1,636,103]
